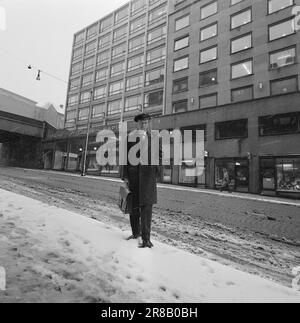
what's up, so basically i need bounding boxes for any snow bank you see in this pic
[0,188,299,303]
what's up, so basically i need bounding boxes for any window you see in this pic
[95,68,108,82]
[199,69,217,87]
[200,23,217,41]
[270,47,296,69]
[100,16,112,32]
[127,54,144,71]
[73,47,84,60]
[200,46,217,63]
[110,61,125,77]
[146,47,166,65]
[259,112,300,136]
[92,104,106,118]
[130,15,146,34]
[94,86,107,100]
[82,73,93,87]
[80,91,92,103]
[68,94,78,106]
[216,119,248,140]
[174,56,189,72]
[201,1,218,20]
[66,111,76,122]
[71,62,81,75]
[173,77,188,93]
[174,35,189,51]
[270,76,298,95]
[69,78,80,91]
[75,31,85,44]
[199,93,217,109]
[129,34,145,52]
[87,24,97,39]
[99,34,111,48]
[131,0,146,15]
[144,90,163,107]
[97,50,110,65]
[276,158,300,192]
[109,80,124,96]
[113,25,128,42]
[145,67,164,86]
[126,74,143,91]
[78,108,89,121]
[231,60,253,79]
[231,33,252,54]
[108,99,122,115]
[175,15,190,31]
[115,6,129,23]
[231,0,244,5]
[173,100,188,113]
[85,41,96,55]
[269,18,295,41]
[83,57,95,70]
[112,43,127,59]
[231,8,252,29]
[149,4,167,24]
[231,86,253,102]
[148,25,167,44]
[125,95,142,112]
[268,0,293,14]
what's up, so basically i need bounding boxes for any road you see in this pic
[0,167,299,288]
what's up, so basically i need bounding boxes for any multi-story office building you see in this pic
[49,0,170,175]
[45,0,300,198]
[157,0,300,197]
[65,0,168,131]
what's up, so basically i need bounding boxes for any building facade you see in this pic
[45,0,300,198]
[65,0,169,130]
[162,0,300,197]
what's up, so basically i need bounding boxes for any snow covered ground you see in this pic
[0,188,299,303]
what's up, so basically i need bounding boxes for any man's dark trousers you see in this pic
[130,205,153,242]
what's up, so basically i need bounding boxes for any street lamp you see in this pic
[81,90,94,177]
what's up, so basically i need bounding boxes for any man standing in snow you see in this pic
[121,113,161,249]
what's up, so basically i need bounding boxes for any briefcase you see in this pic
[119,185,132,215]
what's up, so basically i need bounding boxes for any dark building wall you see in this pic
[2,136,44,169]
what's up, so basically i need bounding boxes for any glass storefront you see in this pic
[276,158,300,192]
[215,159,249,192]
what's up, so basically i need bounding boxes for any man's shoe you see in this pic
[126,234,140,241]
[139,240,153,249]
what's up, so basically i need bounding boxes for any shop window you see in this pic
[259,112,300,136]
[276,158,300,192]
[215,119,248,140]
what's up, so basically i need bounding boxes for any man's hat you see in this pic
[134,113,151,123]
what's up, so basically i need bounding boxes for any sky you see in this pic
[0,0,128,112]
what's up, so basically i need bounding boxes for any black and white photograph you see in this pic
[0,0,300,308]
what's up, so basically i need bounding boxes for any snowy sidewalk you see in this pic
[0,188,299,303]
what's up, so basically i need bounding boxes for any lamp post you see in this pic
[81,90,94,177]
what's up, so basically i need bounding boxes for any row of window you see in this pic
[175,0,294,33]
[71,45,166,77]
[66,90,164,124]
[73,24,167,63]
[172,75,299,112]
[70,67,164,92]
[173,42,297,78]
[216,110,300,141]
[74,0,167,45]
